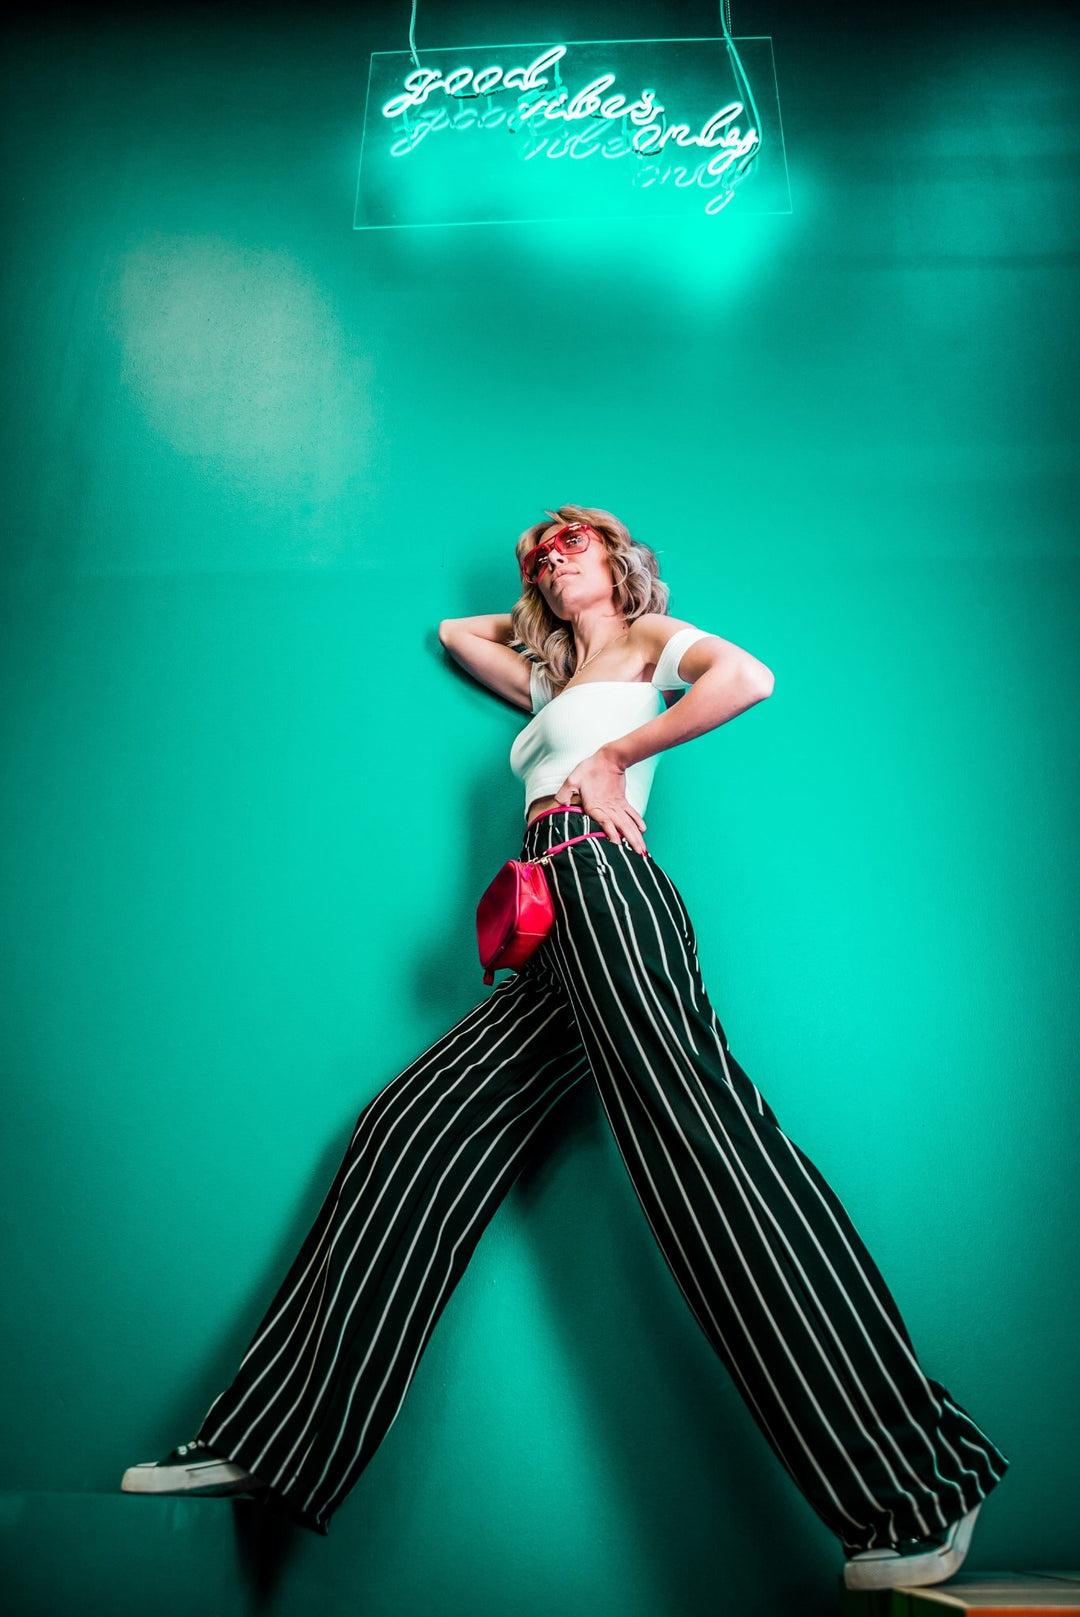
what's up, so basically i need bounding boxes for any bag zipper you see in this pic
[535,830,608,867]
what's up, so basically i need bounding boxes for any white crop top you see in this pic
[509,625,710,819]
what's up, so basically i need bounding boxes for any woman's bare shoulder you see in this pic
[629,613,700,658]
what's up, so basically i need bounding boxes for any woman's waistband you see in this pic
[520,804,610,860]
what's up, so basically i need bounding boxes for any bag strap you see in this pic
[537,830,608,863]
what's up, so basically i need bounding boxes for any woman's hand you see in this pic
[554,749,648,856]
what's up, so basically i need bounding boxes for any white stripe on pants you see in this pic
[198,808,1009,1540]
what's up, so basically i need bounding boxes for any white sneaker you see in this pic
[843,1503,982,1590]
[121,1438,266,1497]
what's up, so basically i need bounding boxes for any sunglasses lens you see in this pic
[522,524,593,582]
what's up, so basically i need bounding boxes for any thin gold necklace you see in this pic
[573,627,629,675]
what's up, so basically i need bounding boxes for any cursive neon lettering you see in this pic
[382,46,566,117]
[513,97,547,123]
[382,68,442,118]
[388,106,449,153]
[626,90,663,126]
[502,46,566,92]
[380,41,761,216]
[565,75,615,120]
[699,103,743,143]
[472,66,503,95]
[442,67,474,98]
[663,123,696,150]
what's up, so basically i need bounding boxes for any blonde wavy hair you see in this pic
[510,505,670,689]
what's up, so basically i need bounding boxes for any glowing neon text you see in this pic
[380,44,759,216]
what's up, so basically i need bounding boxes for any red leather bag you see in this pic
[476,828,607,984]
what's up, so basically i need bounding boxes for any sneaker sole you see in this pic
[121,1458,266,1497]
[843,1503,981,1591]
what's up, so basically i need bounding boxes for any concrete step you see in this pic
[840,1572,1080,1616]
[8,1489,1073,1617]
[1,1490,283,1617]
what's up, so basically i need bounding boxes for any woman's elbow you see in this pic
[740,657,774,700]
[437,619,458,649]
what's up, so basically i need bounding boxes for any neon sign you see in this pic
[381,45,572,116]
[355,37,789,231]
[379,45,761,217]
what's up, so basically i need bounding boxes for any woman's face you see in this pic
[530,523,617,621]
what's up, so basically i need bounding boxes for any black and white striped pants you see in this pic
[197,807,1009,1540]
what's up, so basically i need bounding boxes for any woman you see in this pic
[121,506,1008,1590]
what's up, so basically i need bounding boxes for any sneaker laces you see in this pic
[853,1525,951,1558]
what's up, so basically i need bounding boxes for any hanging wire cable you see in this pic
[717,0,762,176]
[408,0,420,69]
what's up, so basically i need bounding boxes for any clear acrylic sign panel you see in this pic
[355,36,790,230]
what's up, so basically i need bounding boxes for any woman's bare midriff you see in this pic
[527,794,578,824]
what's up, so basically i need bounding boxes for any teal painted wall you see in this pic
[2,3,1077,1612]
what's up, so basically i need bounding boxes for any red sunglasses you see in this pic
[520,522,597,585]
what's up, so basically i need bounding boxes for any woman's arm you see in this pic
[602,616,775,772]
[438,614,533,711]
[553,617,774,853]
